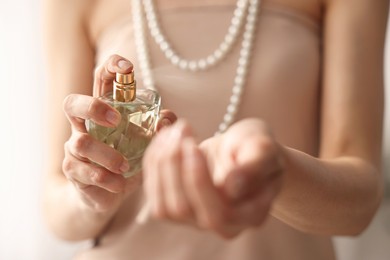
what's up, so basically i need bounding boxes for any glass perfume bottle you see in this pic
[87,70,161,178]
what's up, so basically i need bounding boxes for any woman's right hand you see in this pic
[62,55,138,213]
[63,93,139,213]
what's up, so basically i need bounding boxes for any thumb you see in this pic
[156,109,178,131]
[93,55,133,97]
[223,163,262,202]
[223,138,282,202]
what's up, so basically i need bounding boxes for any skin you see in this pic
[43,0,388,248]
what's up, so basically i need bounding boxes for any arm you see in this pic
[42,1,176,240]
[42,0,126,241]
[271,0,389,235]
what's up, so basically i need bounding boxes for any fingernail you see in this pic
[118,59,132,70]
[120,160,129,173]
[106,110,120,125]
[161,118,172,127]
[226,174,247,201]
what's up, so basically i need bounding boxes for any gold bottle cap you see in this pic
[113,71,136,102]
[116,72,135,85]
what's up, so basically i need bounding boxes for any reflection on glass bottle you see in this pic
[87,70,161,178]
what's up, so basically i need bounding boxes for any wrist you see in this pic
[67,182,119,226]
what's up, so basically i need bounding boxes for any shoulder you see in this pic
[323,0,389,4]
[42,0,97,82]
[321,0,389,35]
[323,0,389,10]
[43,0,95,21]
[43,0,96,39]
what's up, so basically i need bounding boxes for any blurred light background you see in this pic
[0,0,389,259]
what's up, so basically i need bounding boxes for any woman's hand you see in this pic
[143,118,284,238]
[62,54,176,213]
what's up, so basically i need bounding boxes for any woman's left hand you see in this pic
[142,118,284,238]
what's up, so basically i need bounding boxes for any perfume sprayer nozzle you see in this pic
[113,71,136,102]
[116,71,135,84]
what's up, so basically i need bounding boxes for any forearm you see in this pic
[272,146,383,236]
[43,174,118,241]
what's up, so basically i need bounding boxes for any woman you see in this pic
[42,0,389,259]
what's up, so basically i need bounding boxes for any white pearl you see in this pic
[230,95,240,105]
[150,27,159,37]
[248,15,256,25]
[244,28,253,38]
[171,55,180,65]
[146,12,156,22]
[206,55,216,66]
[227,104,237,114]
[238,57,248,67]
[225,34,234,45]
[189,61,198,71]
[232,16,241,26]
[234,8,244,17]
[198,59,207,69]
[246,23,254,34]
[218,123,228,133]
[242,40,251,49]
[229,25,238,36]
[179,60,188,70]
[238,0,247,8]
[237,66,246,76]
[214,49,223,59]
[160,41,169,51]
[240,48,249,58]
[155,34,164,44]
[232,84,243,95]
[248,5,257,15]
[220,42,229,53]
[224,114,233,124]
[165,49,174,59]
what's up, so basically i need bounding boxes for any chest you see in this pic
[89,0,322,147]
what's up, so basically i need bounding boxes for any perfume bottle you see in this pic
[87,70,161,178]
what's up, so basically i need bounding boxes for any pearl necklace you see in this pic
[132,0,259,134]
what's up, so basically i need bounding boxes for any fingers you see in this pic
[182,139,228,233]
[156,109,178,131]
[93,54,133,97]
[63,150,126,193]
[143,120,229,234]
[230,180,280,227]
[63,134,142,212]
[142,119,282,238]
[161,128,193,220]
[144,130,167,218]
[143,120,193,220]
[64,54,133,131]
[224,136,284,202]
[65,131,129,174]
[63,94,121,132]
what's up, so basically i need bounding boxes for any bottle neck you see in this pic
[113,80,136,102]
[113,72,136,102]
